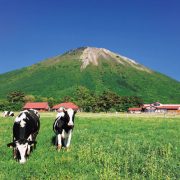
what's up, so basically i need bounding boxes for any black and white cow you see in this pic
[3,111,14,117]
[7,109,40,164]
[53,108,76,151]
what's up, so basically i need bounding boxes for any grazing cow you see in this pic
[53,108,76,151]
[7,109,40,164]
[3,111,14,117]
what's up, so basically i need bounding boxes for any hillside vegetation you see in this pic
[0,47,179,103]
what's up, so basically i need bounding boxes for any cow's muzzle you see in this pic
[67,123,74,127]
[19,158,26,164]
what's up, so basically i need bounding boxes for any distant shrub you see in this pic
[109,108,117,113]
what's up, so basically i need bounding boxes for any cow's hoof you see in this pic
[65,147,70,152]
[57,145,62,152]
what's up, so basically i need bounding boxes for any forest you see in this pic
[0,86,143,112]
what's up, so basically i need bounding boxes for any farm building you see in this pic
[23,102,50,111]
[52,102,79,111]
[128,107,142,114]
[155,106,180,113]
[128,102,180,114]
[142,105,156,113]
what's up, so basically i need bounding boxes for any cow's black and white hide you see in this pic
[28,109,40,118]
[7,109,40,164]
[3,111,14,117]
[53,108,76,151]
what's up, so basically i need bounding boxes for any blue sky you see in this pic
[0,0,180,81]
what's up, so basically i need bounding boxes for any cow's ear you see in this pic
[7,142,15,148]
[63,108,67,113]
[28,141,37,146]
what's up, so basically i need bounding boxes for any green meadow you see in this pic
[0,113,180,179]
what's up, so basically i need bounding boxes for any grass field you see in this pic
[0,113,180,179]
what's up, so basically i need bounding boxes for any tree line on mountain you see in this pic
[0,86,143,112]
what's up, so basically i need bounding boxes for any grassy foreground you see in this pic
[0,113,180,179]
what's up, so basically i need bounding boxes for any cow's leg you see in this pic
[65,130,72,149]
[62,130,68,147]
[61,130,66,147]
[31,133,38,150]
[13,148,17,159]
[57,134,62,151]
[54,120,63,151]
[12,137,17,158]
[27,135,32,155]
[27,145,31,155]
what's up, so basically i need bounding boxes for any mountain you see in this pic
[0,47,180,103]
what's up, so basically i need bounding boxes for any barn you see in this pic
[128,107,142,114]
[23,102,50,111]
[52,102,79,111]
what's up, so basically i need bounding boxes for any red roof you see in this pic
[23,102,49,110]
[52,102,79,111]
[156,106,179,110]
[128,108,142,111]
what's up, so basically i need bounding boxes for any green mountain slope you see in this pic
[0,47,179,103]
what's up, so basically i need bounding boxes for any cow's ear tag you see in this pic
[7,142,15,148]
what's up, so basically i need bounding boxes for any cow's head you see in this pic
[57,107,76,127]
[64,108,76,127]
[9,111,14,117]
[7,139,36,164]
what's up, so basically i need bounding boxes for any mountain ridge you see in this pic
[0,47,179,103]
